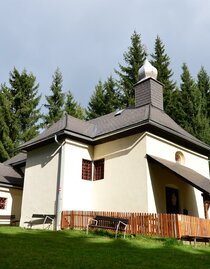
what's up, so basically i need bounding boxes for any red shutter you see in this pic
[82,159,92,180]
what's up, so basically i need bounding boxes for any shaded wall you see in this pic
[20,143,59,228]
[148,161,199,216]
[0,187,22,221]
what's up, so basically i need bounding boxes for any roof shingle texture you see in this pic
[19,104,210,152]
[4,152,27,166]
[0,163,23,188]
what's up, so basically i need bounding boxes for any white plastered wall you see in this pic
[61,133,148,213]
[62,140,93,211]
[92,133,148,212]
[145,133,209,218]
[20,143,59,227]
[20,131,210,228]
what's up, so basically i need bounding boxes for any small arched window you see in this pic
[175,151,185,164]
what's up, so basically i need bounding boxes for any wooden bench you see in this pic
[24,214,56,229]
[86,215,129,238]
[0,215,19,226]
[181,235,210,246]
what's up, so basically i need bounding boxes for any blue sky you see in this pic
[0,0,209,108]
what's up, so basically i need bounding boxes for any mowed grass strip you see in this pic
[0,227,210,269]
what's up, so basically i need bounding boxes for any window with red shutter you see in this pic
[82,159,92,180]
[94,159,104,180]
[0,197,7,209]
[82,158,105,181]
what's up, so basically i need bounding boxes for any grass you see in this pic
[0,227,210,269]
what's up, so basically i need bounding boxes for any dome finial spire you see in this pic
[138,59,158,81]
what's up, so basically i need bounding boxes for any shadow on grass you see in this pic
[0,227,209,269]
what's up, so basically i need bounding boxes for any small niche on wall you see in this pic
[175,151,185,165]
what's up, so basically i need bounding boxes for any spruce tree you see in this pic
[0,85,15,161]
[86,76,121,120]
[9,68,41,144]
[197,66,210,118]
[44,68,65,127]
[178,63,199,133]
[169,87,183,123]
[86,80,106,119]
[178,63,210,143]
[196,67,210,144]
[103,76,121,113]
[0,68,41,160]
[194,109,210,144]
[65,90,85,119]
[151,35,176,115]
[115,31,146,107]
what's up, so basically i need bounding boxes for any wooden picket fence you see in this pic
[61,211,210,238]
[177,214,210,238]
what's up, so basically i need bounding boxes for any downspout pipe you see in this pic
[54,134,65,230]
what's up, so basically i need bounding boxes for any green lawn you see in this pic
[0,227,210,269]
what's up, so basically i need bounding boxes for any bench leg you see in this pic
[43,216,54,230]
[123,229,126,239]
[115,223,120,239]
[24,221,32,229]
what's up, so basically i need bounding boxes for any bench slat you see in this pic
[94,215,128,224]
[87,215,129,238]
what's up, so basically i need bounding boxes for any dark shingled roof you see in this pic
[4,152,27,166]
[147,155,210,194]
[0,163,23,188]
[19,104,210,155]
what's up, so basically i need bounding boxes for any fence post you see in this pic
[176,214,181,239]
[60,211,64,229]
[60,211,68,229]
[130,213,134,234]
[70,211,74,229]
[174,214,178,238]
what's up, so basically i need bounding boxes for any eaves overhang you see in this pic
[148,120,210,156]
[19,119,210,157]
[19,129,94,151]
[92,120,210,156]
[0,182,23,190]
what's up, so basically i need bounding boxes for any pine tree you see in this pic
[86,80,106,119]
[197,66,210,118]
[169,87,183,122]
[44,68,65,127]
[65,90,85,119]
[194,109,210,144]
[195,67,210,144]
[9,68,41,144]
[151,35,176,115]
[178,63,210,143]
[0,85,15,161]
[0,68,41,160]
[103,76,121,113]
[86,76,121,120]
[115,31,146,107]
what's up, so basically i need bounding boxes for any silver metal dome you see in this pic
[138,59,158,81]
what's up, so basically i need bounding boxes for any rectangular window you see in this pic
[82,158,105,181]
[94,159,104,181]
[0,197,7,210]
[82,159,92,180]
